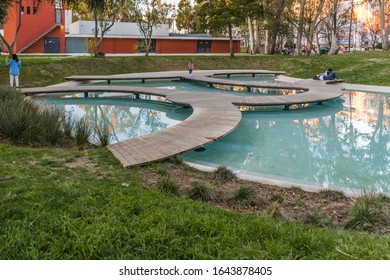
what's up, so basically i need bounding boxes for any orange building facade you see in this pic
[4,2,240,55]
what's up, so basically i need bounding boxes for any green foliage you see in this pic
[74,118,92,150]
[156,164,168,176]
[304,211,334,228]
[344,192,387,232]
[212,166,237,182]
[267,202,283,219]
[94,123,112,147]
[270,193,284,204]
[231,186,257,207]
[0,88,63,145]
[156,176,180,195]
[187,181,214,201]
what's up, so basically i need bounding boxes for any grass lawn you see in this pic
[1,52,390,259]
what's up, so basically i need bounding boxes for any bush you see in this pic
[344,192,386,232]
[74,117,92,150]
[187,181,214,201]
[231,186,257,207]
[0,88,64,145]
[304,211,334,228]
[270,194,284,204]
[94,123,112,147]
[212,166,237,182]
[156,177,180,195]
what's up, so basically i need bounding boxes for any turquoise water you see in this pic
[181,90,390,195]
[41,79,390,195]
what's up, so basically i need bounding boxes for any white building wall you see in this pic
[67,21,170,37]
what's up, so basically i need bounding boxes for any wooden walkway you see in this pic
[22,70,345,167]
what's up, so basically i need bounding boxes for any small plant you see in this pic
[267,202,283,219]
[294,198,305,207]
[156,177,180,195]
[304,211,334,228]
[156,164,168,176]
[74,117,92,150]
[187,181,214,201]
[40,109,62,146]
[212,166,237,182]
[61,113,75,139]
[270,193,284,204]
[344,191,386,232]
[318,189,346,201]
[231,186,257,207]
[94,123,112,147]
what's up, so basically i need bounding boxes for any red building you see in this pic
[4,0,66,53]
[4,1,240,55]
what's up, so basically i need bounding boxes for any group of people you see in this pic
[313,68,338,81]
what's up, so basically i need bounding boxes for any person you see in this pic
[187,59,193,75]
[6,54,22,88]
[313,68,338,81]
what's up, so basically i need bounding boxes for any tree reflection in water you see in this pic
[39,95,192,144]
[182,91,390,195]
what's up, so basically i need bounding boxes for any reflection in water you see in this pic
[181,91,390,195]
[39,96,192,144]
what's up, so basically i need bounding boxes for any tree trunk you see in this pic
[296,0,306,55]
[328,0,339,54]
[247,17,255,54]
[228,23,234,58]
[379,0,389,50]
[307,0,325,54]
[253,19,259,54]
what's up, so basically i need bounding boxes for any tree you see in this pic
[67,0,125,57]
[0,0,26,55]
[195,0,245,57]
[127,0,174,56]
[176,0,196,33]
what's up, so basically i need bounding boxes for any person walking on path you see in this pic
[6,54,22,88]
[187,59,193,75]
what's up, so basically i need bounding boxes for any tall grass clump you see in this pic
[60,112,75,139]
[344,191,387,232]
[156,177,180,195]
[0,88,63,145]
[187,181,215,201]
[231,186,258,207]
[94,123,112,147]
[212,166,237,182]
[74,117,92,150]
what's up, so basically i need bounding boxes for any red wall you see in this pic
[211,40,241,53]
[4,1,65,53]
[157,39,197,54]
[99,38,139,54]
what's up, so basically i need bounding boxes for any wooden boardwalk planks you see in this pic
[22,70,346,168]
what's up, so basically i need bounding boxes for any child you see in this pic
[6,54,22,88]
[187,60,193,75]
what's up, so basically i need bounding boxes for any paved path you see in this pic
[22,70,346,167]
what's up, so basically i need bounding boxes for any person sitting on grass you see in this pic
[313,68,338,80]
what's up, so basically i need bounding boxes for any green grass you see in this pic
[1,53,390,259]
[1,144,390,259]
[1,51,390,88]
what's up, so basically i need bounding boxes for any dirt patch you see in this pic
[139,162,356,228]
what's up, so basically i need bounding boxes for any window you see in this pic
[33,7,37,15]
[20,6,24,14]
[26,6,31,15]
[138,39,156,53]
[197,40,211,53]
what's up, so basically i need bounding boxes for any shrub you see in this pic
[231,186,257,207]
[74,117,92,150]
[318,189,346,201]
[344,192,386,232]
[267,202,283,219]
[156,177,180,195]
[156,165,168,176]
[187,181,214,201]
[0,88,63,145]
[304,211,334,228]
[94,123,112,147]
[61,113,75,139]
[270,194,284,204]
[212,166,237,182]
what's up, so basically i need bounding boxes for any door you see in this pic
[197,40,211,53]
[44,37,60,53]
